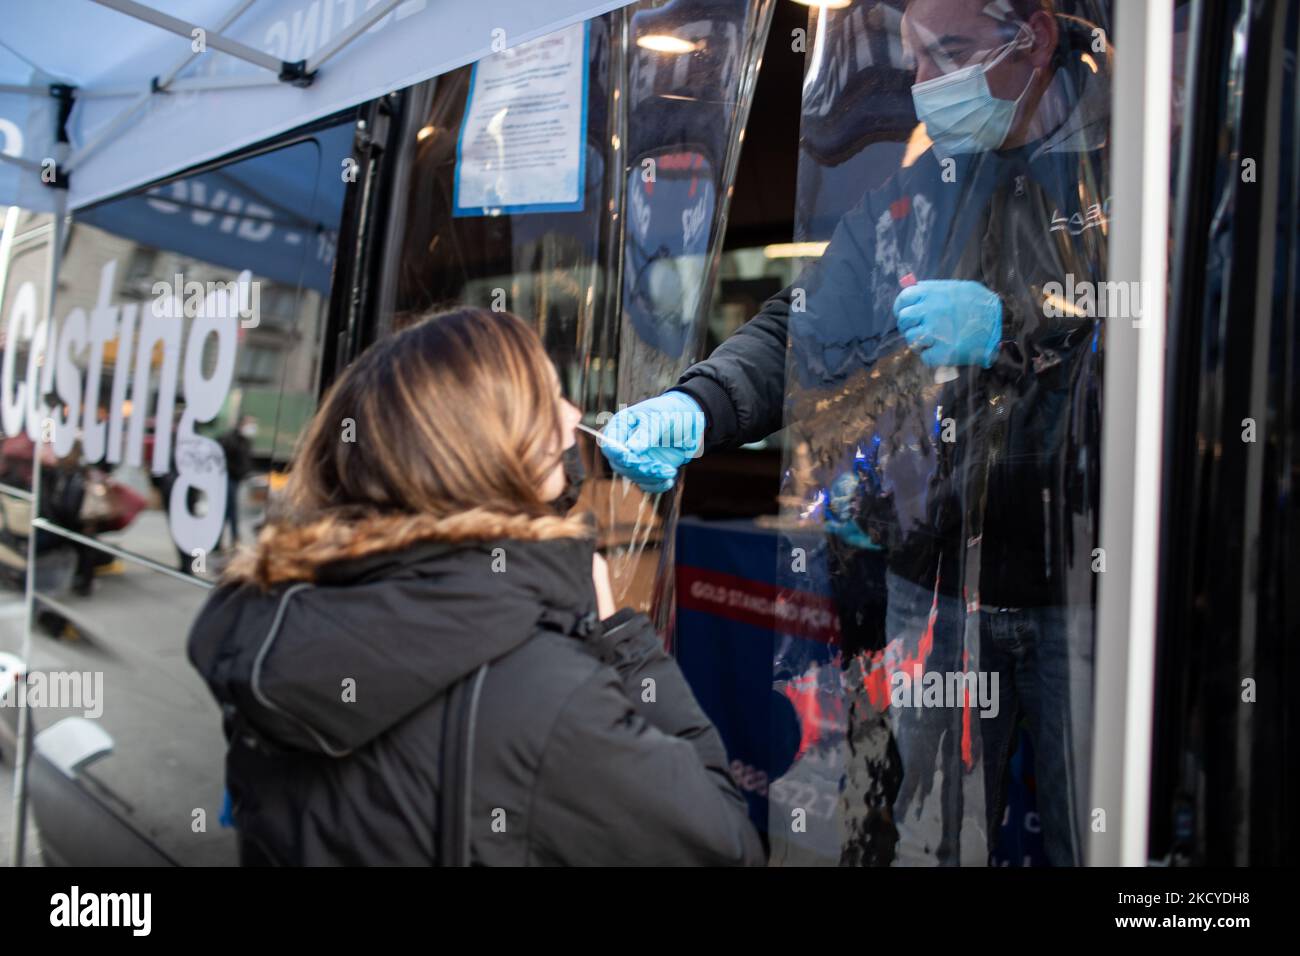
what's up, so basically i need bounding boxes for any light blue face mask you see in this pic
[910,28,1036,157]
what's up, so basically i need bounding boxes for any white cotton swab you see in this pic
[575,421,631,455]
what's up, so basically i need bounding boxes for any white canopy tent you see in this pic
[0,0,637,213]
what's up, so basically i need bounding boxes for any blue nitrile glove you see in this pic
[825,471,883,551]
[601,391,705,493]
[893,280,1002,368]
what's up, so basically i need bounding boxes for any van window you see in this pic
[0,124,351,865]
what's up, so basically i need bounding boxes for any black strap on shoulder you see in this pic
[437,663,490,866]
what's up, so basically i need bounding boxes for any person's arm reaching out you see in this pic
[672,285,795,453]
[601,188,883,490]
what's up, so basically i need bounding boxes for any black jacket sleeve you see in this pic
[527,610,765,866]
[672,285,794,454]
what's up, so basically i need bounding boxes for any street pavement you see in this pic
[0,505,239,866]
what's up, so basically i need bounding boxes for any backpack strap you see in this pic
[438,663,490,866]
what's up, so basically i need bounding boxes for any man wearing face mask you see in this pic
[604,0,1108,866]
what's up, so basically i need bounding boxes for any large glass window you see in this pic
[0,123,351,865]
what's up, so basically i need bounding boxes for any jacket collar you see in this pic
[189,520,600,755]
[224,506,592,590]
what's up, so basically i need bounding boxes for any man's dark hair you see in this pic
[1005,0,1055,21]
[902,0,1064,68]
[902,0,1055,25]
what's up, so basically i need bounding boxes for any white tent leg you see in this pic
[8,188,66,867]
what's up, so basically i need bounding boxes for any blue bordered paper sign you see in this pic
[453,21,590,217]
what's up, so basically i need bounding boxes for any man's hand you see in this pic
[599,392,705,494]
[893,279,1002,368]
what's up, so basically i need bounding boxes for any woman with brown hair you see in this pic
[187,307,763,866]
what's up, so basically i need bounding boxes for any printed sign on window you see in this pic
[453,21,590,216]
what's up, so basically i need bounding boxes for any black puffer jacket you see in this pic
[187,511,764,866]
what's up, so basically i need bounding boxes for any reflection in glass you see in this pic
[606,0,775,632]
[21,128,349,586]
[17,574,227,864]
[0,128,350,865]
[390,1,776,623]
[766,0,1113,866]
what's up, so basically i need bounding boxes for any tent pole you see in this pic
[88,0,284,75]
[152,73,283,93]
[66,0,258,173]
[8,189,66,867]
[304,0,403,73]
[65,92,153,173]
[0,153,47,175]
[152,0,258,89]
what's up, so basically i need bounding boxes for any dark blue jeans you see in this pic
[980,602,1094,866]
[883,573,1093,866]
[224,477,241,548]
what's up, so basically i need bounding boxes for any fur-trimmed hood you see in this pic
[187,508,598,755]
[224,506,592,589]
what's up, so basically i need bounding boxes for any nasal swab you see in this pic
[575,421,631,455]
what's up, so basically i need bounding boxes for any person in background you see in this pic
[217,416,257,551]
[188,307,763,866]
[151,410,201,573]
